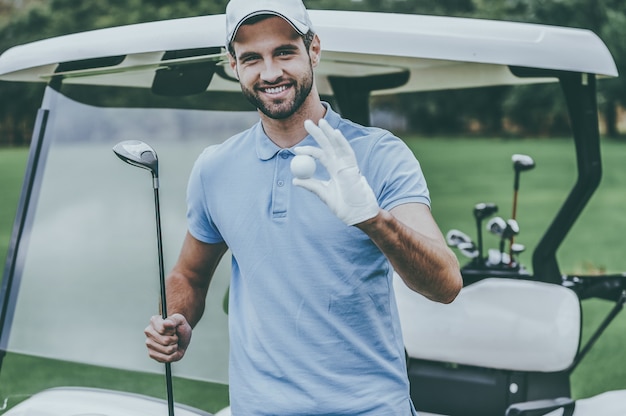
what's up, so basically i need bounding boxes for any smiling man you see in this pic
[144,0,462,415]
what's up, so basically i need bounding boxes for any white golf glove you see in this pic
[293,119,380,226]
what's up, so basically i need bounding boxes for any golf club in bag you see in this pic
[112,140,175,416]
[473,202,498,264]
[510,154,535,263]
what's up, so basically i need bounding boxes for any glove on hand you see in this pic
[293,119,379,226]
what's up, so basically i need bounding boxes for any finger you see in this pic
[167,313,189,328]
[318,119,354,159]
[293,145,323,160]
[149,315,177,335]
[146,341,183,363]
[304,119,332,151]
[144,324,178,346]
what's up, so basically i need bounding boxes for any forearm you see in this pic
[162,235,227,327]
[165,271,209,328]
[357,208,462,303]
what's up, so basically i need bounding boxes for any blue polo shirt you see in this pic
[187,104,429,415]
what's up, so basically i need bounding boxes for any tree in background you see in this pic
[0,0,624,143]
[473,0,626,138]
[0,0,230,145]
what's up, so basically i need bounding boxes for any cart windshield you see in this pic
[1,86,260,406]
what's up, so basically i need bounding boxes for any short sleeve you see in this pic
[186,145,224,243]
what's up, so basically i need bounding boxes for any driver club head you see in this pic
[503,219,520,239]
[113,140,159,178]
[474,202,498,221]
[512,154,535,173]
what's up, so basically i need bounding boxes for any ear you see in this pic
[309,34,321,68]
[228,53,239,80]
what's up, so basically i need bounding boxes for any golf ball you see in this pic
[291,154,316,179]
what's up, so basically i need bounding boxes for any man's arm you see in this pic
[145,231,228,363]
[293,119,462,303]
[357,203,462,304]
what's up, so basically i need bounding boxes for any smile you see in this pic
[262,85,289,94]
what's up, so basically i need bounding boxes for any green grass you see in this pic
[1,138,625,408]
[0,147,28,270]
[408,136,626,399]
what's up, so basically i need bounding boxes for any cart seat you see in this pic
[3,387,213,416]
[394,275,581,372]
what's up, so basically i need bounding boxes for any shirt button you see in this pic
[277,180,285,187]
[280,153,289,159]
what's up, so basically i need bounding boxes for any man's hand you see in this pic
[144,313,192,363]
[293,119,380,226]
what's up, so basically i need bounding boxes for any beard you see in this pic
[240,64,314,120]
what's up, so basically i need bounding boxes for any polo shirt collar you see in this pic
[255,102,340,161]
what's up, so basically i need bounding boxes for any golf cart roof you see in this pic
[0,10,618,94]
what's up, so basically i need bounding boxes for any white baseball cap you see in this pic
[226,0,314,47]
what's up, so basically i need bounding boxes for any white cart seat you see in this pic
[394,275,581,372]
[3,387,212,416]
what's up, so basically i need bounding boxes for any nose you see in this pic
[260,58,283,83]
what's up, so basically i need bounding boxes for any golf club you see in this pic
[510,154,535,263]
[446,229,473,248]
[473,202,498,265]
[112,140,175,416]
[486,216,507,237]
[457,241,479,259]
[501,219,520,266]
[486,248,509,267]
[511,154,535,219]
[487,217,519,266]
[510,243,526,265]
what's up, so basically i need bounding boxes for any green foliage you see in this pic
[1,0,626,143]
[0,147,28,266]
[305,0,474,15]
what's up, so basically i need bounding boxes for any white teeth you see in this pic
[265,85,288,94]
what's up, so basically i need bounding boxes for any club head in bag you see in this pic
[486,217,507,237]
[457,241,479,259]
[446,229,473,248]
[473,202,498,221]
[512,154,535,193]
[502,219,520,239]
[473,202,498,263]
[511,243,525,255]
[512,153,535,174]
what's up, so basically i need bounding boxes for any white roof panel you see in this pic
[0,10,618,92]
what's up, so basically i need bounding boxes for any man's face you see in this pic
[229,16,319,120]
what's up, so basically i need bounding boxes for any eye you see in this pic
[239,53,260,64]
[276,47,297,58]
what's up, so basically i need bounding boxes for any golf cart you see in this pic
[0,9,624,416]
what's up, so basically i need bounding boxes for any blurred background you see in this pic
[1,0,626,145]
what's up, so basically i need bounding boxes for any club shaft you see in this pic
[154,187,167,319]
[475,219,484,262]
[165,363,175,416]
[154,185,175,416]
[510,173,520,265]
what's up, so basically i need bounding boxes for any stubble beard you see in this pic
[240,64,314,120]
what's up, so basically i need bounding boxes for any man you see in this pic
[144,0,463,414]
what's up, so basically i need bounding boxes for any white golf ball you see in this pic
[291,154,316,179]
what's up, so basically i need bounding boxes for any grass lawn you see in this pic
[1,137,625,409]
[0,147,28,270]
